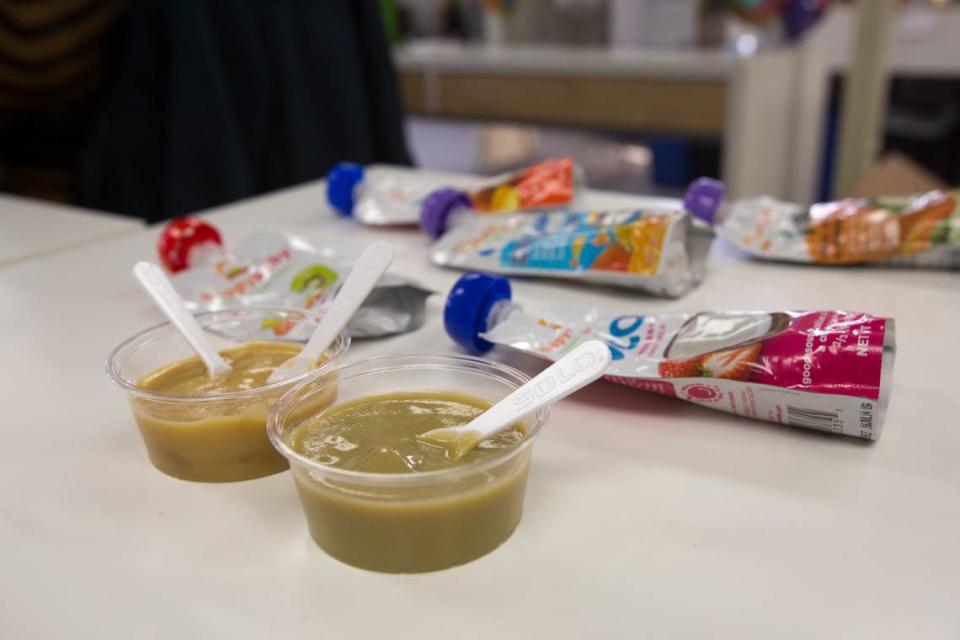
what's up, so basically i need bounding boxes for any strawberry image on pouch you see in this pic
[697,343,763,381]
[658,357,700,378]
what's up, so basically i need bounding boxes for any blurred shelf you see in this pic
[395,42,736,79]
[395,40,829,202]
[823,4,960,78]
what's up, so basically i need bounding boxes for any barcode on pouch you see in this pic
[787,405,841,432]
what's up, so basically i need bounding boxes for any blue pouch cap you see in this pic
[444,272,512,354]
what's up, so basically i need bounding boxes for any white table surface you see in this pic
[2,174,958,639]
[0,193,142,266]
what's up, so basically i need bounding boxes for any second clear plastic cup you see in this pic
[268,354,548,573]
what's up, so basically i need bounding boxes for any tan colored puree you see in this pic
[286,391,529,573]
[134,341,310,482]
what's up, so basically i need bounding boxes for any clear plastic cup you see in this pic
[268,354,548,573]
[107,307,349,482]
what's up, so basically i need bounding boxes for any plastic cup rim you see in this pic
[268,352,548,487]
[105,305,350,403]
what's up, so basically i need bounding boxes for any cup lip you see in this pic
[105,306,350,403]
[268,353,548,486]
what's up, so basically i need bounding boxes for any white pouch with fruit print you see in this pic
[167,230,432,339]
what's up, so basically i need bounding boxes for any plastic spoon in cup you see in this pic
[267,241,395,384]
[133,261,232,378]
[417,339,612,460]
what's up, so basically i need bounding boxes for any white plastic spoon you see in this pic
[417,339,612,460]
[267,241,395,384]
[133,261,232,377]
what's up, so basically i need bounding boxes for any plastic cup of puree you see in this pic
[107,306,349,482]
[268,353,548,573]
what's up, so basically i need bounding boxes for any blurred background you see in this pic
[1,0,956,222]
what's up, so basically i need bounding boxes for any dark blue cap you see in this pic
[683,177,725,225]
[444,272,512,354]
[326,163,365,216]
[420,187,471,238]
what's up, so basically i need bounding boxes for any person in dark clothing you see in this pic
[79,0,412,222]
[0,0,127,204]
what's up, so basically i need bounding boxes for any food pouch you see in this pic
[687,178,960,268]
[326,164,444,226]
[325,158,584,235]
[430,207,714,298]
[444,273,895,440]
[157,218,432,339]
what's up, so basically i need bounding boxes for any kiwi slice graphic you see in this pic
[290,264,338,292]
